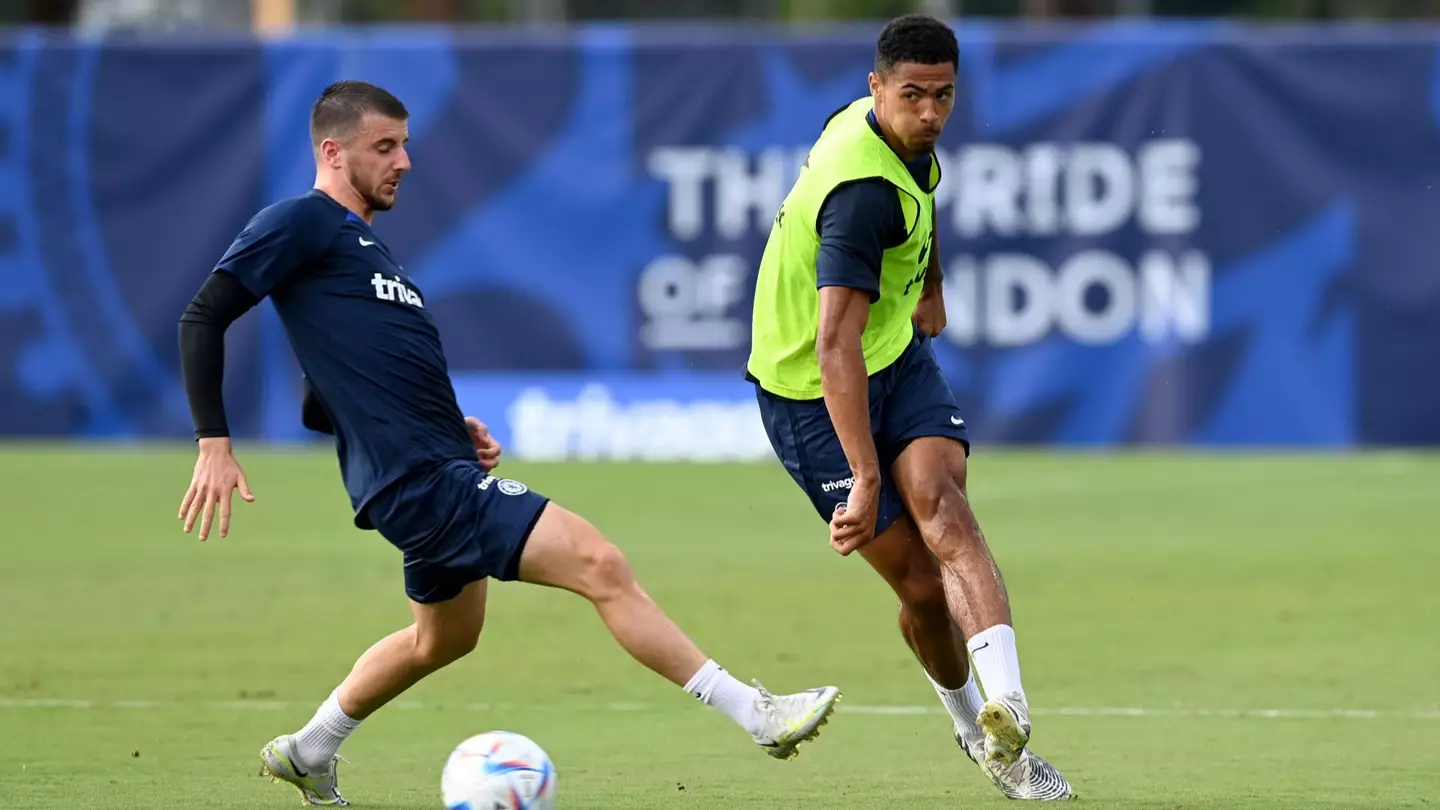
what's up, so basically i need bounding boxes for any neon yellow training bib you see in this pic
[746,97,939,400]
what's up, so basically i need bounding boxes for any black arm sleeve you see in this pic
[178,270,260,439]
[301,377,335,435]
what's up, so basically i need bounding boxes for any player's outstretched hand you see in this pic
[179,437,255,541]
[829,476,880,556]
[466,416,502,472]
[912,287,947,338]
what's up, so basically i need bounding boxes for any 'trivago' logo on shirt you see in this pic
[370,272,424,308]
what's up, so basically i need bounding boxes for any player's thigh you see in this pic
[369,460,550,604]
[876,333,971,474]
[409,578,488,657]
[858,513,948,611]
[514,503,634,601]
[892,436,979,555]
[754,385,906,535]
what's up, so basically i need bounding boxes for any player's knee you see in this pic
[914,480,982,561]
[414,624,481,670]
[576,538,637,602]
[897,571,949,620]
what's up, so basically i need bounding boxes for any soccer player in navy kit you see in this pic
[176,81,839,806]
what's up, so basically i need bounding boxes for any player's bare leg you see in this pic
[857,515,970,685]
[517,503,840,760]
[260,581,490,805]
[858,515,987,745]
[348,580,490,713]
[891,437,1073,800]
[892,439,1010,636]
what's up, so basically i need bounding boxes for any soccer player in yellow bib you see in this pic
[747,15,1073,801]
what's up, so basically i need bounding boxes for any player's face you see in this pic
[869,61,956,156]
[343,113,411,212]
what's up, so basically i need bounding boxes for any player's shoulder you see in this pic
[249,189,347,231]
[218,190,354,274]
[233,190,352,260]
[822,179,903,222]
[240,190,347,240]
[818,179,907,245]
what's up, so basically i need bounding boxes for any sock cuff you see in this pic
[326,690,359,725]
[682,659,723,700]
[967,623,1015,654]
[925,669,975,696]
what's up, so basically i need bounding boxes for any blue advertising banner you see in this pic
[1,24,1438,456]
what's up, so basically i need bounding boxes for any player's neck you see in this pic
[313,180,374,224]
[871,113,920,163]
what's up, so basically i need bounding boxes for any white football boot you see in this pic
[958,729,1075,801]
[750,682,841,760]
[979,691,1033,765]
[259,734,349,806]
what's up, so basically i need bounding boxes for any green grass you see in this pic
[2,445,1439,808]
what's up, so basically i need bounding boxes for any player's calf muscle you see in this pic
[892,570,969,681]
[861,519,949,613]
[862,521,968,683]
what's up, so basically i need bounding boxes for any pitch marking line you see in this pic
[0,699,1435,720]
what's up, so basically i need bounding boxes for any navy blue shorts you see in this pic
[756,331,970,537]
[363,459,551,604]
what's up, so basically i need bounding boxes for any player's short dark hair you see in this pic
[310,80,409,147]
[875,14,959,76]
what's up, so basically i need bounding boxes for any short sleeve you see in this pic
[214,196,339,298]
[815,180,907,302]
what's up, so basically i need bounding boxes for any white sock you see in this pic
[293,690,362,770]
[683,659,763,736]
[927,669,987,747]
[968,624,1027,705]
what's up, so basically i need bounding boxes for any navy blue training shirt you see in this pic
[213,189,475,528]
[814,110,937,301]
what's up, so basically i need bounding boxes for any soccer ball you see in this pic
[441,731,557,810]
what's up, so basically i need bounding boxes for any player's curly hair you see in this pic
[310,80,409,147]
[875,14,959,75]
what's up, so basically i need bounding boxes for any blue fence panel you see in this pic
[1,24,1437,455]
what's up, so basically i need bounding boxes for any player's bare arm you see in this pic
[913,208,945,337]
[817,284,881,554]
[177,269,261,540]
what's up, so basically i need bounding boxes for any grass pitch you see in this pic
[1,445,1438,808]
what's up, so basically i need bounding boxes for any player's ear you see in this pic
[317,138,342,168]
[868,71,881,98]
